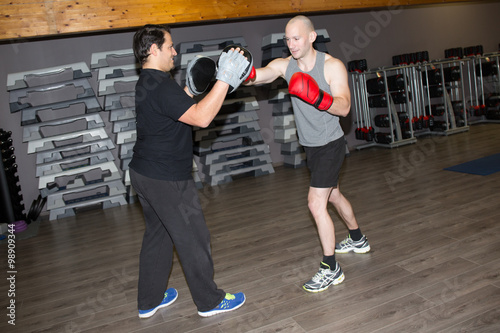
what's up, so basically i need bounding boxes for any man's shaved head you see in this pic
[286,15,315,33]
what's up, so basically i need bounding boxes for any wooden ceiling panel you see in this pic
[0,0,472,41]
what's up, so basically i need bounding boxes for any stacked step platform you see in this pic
[7,63,127,220]
[176,37,274,186]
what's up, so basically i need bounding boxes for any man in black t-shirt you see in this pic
[130,24,249,319]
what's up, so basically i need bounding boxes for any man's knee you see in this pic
[308,188,332,216]
[328,188,342,204]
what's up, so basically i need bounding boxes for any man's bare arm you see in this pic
[245,57,289,86]
[178,81,229,128]
[324,57,351,117]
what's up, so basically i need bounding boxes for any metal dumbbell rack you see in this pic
[351,57,472,150]
[1,129,22,224]
[352,66,417,150]
[420,59,469,135]
[465,52,500,123]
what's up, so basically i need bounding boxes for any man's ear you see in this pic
[309,31,317,43]
[149,43,159,57]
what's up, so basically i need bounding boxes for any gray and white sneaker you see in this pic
[335,235,371,254]
[303,262,345,293]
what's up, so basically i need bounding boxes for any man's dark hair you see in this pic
[133,24,171,65]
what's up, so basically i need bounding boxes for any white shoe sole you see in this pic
[303,272,345,293]
[198,296,246,317]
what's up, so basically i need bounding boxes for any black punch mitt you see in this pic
[186,55,216,96]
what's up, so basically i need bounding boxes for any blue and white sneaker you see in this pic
[138,288,178,318]
[198,292,246,317]
[303,262,345,293]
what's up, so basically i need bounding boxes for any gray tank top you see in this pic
[285,51,344,147]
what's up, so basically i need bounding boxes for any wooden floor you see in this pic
[2,123,500,333]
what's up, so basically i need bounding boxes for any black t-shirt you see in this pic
[129,69,196,181]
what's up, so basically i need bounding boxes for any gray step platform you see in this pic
[104,91,135,110]
[97,64,140,80]
[49,194,127,221]
[273,114,296,129]
[272,101,293,116]
[119,142,135,159]
[261,47,291,66]
[194,131,265,156]
[179,50,221,69]
[109,107,136,122]
[211,110,259,127]
[23,113,105,142]
[112,118,136,133]
[35,138,115,164]
[121,157,131,171]
[124,169,131,187]
[283,152,307,168]
[280,141,304,155]
[98,75,139,96]
[194,120,260,142]
[203,154,272,176]
[91,49,135,69]
[38,160,121,190]
[36,150,115,177]
[178,37,247,54]
[269,88,291,103]
[219,97,260,115]
[9,78,95,113]
[28,127,110,154]
[200,143,271,165]
[47,179,126,210]
[20,97,101,126]
[274,128,298,143]
[7,62,92,91]
[206,163,274,186]
[116,130,137,145]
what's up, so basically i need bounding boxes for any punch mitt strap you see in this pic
[186,55,216,96]
[216,44,253,94]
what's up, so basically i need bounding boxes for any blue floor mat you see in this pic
[444,153,500,176]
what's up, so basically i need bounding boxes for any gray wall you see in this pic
[1,1,499,215]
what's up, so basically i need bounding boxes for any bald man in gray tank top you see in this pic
[245,15,371,293]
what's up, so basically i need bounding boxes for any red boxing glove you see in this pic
[245,66,256,82]
[288,72,333,111]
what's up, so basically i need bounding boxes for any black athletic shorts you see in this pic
[304,136,345,188]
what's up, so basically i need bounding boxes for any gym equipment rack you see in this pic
[420,58,469,136]
[350,56,472,150]
[465,52,500,123]
[351,65,418,150]
[0,129,23,224]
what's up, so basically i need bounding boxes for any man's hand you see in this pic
[216,45,253,93]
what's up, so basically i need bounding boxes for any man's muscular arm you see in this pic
[178,80,230,128]
[244,57,289,85]
[324,56,351,117]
